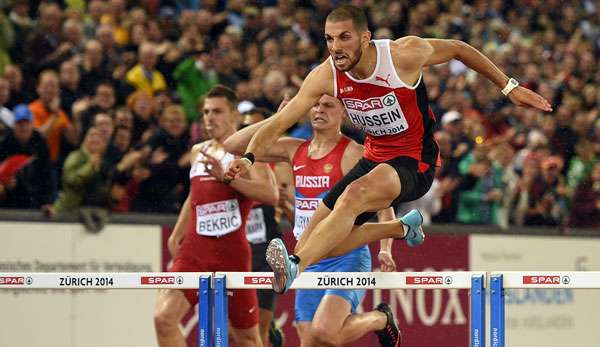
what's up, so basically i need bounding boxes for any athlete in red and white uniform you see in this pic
[226,5,552,304]
[154,86,278,347]
[332,38,440,167]
[225,95,402,347]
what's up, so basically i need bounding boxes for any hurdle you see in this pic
[0,272,214,347]
[215,271,487,347]
[0,271,490,346]
[489,271,600,347]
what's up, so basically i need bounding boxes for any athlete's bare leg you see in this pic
[296,322,312,347]
[295,164,401,272]
[295,185,407,259]
[230,325,264,347]
[304,296,387,347]
[258,308,273,347]
[154,289,191,347]
[326,219,405,258]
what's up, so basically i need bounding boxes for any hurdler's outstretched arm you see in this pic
[224,62,333,180]
[393,36,552,112]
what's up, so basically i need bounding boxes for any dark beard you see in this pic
[339,47,362,72]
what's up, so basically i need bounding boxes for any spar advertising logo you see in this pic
[0,276,25,285]
[522,275,571,285]
[405,275,453,285]
[140,276,184,285]
[244,276,273,285]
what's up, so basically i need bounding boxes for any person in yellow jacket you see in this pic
[125,42,166,96]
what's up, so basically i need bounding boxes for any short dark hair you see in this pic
[326,5,368,32]
[205,85,238,111]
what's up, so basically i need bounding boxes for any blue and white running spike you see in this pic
[265,238,298,294]
[400,209,425,247]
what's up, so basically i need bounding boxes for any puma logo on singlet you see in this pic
[376,74,391,86]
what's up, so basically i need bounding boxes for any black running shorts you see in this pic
[322,156,435,225]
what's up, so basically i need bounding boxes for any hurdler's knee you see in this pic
[153,308,179,336]
[338,181,369,205]
[309,326,341,347]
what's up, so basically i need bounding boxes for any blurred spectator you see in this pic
[127,90,155,145]
[0,10,15,73]
[92,112,120,166]
[456,145,503,225]
[553,106,579,165]
[25,3,66,75]
[256,7,285,43]
[0,104,54,212]
[59,60,83,115]
[213,45,242,89]
[441,110,473,162]
[431,130,461,223]
[0,77,14,134]
[79,39,110,96]
[110,125,139,213]
[7,0,33,66]
[173,49,219,121]
[131,105,189,213]
[114,106,133,129]
[62,19,85,57]
[3,64,31,109]
[569,162,600,228]
[253,70,286,112]
[125,42,167,95]
[74,81,116,137]
[83,0,106,39]
[112,125,132,159]
[54,126,111,213]
[515,156,568,227]
[29,70,78,165]
[513,129,548,173]
[567,140,598,195]
[490,143,518,229]
[95,24,122,71]
[591,119,600,156]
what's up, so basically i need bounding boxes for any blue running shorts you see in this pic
[295,246,372,322]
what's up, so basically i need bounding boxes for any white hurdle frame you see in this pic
[490,271,600,347]
[215,271,487,347]
[24,271,600,347]
[5,271,600,346]
[0,272,214,346]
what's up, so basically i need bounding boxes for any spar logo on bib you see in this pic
[342,92,409,137]
[293,198,321,240]
[295,198,320,211]
[196,199,242,237]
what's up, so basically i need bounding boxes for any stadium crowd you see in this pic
[0,0,598,229]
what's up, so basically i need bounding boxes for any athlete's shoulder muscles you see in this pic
[278,137,305,163]
[391,36,434,71]
[340,140,364,175]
